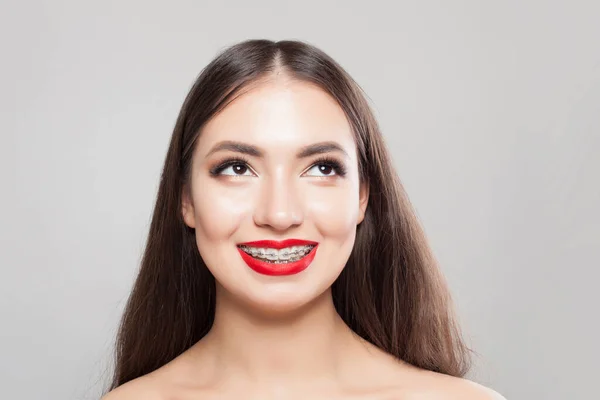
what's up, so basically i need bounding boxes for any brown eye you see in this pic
[304,162,341,177]
[211,160,255,177]
[317,165,334,175]
[231,164,248,175]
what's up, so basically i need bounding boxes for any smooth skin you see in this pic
[103,76,505,400]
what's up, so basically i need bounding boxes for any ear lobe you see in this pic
[181,190,196,228]
[357,182,369,225]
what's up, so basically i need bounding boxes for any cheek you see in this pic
[192,181,254,241]
[305,184,360,238]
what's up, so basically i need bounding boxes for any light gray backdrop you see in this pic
[1,1,599,399]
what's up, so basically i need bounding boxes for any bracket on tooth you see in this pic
[242,245,314,263]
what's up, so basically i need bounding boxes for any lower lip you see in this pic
[237,246,318,276]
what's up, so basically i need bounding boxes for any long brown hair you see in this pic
[107,39,471,392]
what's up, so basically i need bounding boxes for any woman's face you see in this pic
[182,78,368,315]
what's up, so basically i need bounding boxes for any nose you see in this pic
[253,174,304,231]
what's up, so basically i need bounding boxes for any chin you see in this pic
[203,244,346,317]
[228,280,332,316]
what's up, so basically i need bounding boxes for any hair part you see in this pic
[107,39,471,393]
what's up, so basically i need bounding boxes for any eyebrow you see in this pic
[206,141,263,158]
[297,141,349,158]
[206,140,349,159]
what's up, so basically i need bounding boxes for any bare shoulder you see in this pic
[100,375,164,400]
[399,369,506,400]
[354,342,505,400]
[432,375,505,400]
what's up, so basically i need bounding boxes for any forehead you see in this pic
[196,79,355,156]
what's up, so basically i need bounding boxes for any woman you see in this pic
[103,39,504,399]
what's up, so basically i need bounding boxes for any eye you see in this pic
[210,159,255,177]
[303,158,346,177]
[220,163,252,176]
[305,164,335,176]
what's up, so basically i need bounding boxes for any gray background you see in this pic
[1,1,599,399]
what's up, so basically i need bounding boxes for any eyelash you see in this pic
[309,156,347,177]
[209,156,252,176]
[209,156,347,177]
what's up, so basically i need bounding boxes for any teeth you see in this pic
[265,248,278,261]
[239,244,315,263]
[279,248,291,260]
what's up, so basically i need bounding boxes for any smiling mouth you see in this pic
[237,244,317,264]
[236,239,319,276]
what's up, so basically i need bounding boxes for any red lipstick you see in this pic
[237,239,318,276]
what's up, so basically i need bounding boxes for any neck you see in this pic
[191,286,363,390]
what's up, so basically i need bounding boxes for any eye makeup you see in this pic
[304,156,347,177]
[209,156,254,177]
[208,155,348,178]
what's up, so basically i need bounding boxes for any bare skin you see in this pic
[103,76,505,400]
[104,289,503,400]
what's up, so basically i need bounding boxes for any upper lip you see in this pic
[238,239,318,249]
